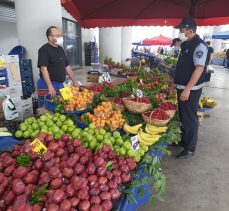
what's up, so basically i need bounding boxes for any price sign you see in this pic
[59,87,73,100]
[132,88,143,98]
[30,138,48,157]
[136,89,143,98]
[131,135,139,151]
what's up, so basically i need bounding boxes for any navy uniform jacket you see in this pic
[175,35,208,90]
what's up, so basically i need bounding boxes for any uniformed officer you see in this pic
[174,17,208,159]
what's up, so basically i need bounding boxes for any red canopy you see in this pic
[61,0,229,28]
[142,35,172,46]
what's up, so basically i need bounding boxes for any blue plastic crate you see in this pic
[76,119,88,129]
[44,94,58,112]
[0,136,20,150]
[0,69,7,77]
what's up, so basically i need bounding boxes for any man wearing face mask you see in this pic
[37,26,78,107]
[174,17,208,159]
[171,38,182,58]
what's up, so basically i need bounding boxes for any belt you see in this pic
[174,83,204,90]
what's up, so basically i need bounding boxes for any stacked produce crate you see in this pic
[19,59,35,99]
[85,42,98,66]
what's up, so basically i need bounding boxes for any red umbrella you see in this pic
[61,0,229,28]
[142,35,172,46]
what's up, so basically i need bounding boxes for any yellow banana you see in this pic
[123,123,142,134]
[137,133,160,146]
[138,131,161,145]
[147,124,168,131]
[146,124,167,133]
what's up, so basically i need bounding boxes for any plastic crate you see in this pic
[0,136,20,150]
[0,69,7,77]
[76,119,88,129]
[44,94,58,112]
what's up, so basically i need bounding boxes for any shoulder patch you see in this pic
[196,50,204,58]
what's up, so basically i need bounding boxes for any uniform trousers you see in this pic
[177,88,202,152]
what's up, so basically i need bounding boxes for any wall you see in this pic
[99,27,122,63]
[0,20,18,55]
[15,0,63,87]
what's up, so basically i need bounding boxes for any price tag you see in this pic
[59,87,73,100]
[131,135,139,151]
[136,89,143,98]
[30,138,48,157]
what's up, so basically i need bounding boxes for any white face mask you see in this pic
[178,32,188,42]
[55,37,63,46]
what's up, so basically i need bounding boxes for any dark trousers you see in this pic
[177,88,202,152]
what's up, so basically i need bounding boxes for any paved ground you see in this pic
[140,66,229,211]
[73,65,229,211]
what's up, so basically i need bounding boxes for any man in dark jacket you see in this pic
[174,17,208,159]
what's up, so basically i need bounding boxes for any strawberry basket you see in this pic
[159,102,177,118]
[142,109,171,126]
[123,97,151,114]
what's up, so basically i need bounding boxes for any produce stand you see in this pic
[157,62,175,79]
[0,64,181,210]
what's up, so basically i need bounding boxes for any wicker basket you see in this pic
[142,111,170,126]
[165,109,176,118]
[123,98,151,114]
[112,102,125,112]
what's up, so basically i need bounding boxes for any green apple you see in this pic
[89,123,96,129]
[116,138,124,146]
[113,131,121,139]
[15,130,23,138]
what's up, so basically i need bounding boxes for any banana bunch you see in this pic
[145,124,168,135]
[137,130,161,146]
[199,96,217,108]
[123,123,143,135]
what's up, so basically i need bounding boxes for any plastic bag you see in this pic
[3,96,18,120]
[206,65,214,73]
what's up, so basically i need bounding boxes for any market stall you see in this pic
[0,65,182,210]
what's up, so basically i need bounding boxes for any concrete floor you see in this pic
[140,66,229,211]
[73,66,229,211]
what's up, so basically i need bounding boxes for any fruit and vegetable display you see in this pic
[144,109,170,121]
[104,57,138,76]
[198,96,217,109]
[162,56,177,66]
[14,113,77,140]
[0,60,183,210]
[54,87,94,112]
[79,124,148,162]
[81,102,125,131]
[0,133,137,210]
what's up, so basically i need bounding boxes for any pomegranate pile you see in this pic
[0,133,137,210]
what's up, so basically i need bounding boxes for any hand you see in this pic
[73,81,80,87]
[180,89,190,101]
[48,85,56,99]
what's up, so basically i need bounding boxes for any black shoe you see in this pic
[176,150,195,159]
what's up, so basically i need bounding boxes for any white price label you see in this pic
[132,88,143,98]
[136,89,143,98]
[131,135,139,151]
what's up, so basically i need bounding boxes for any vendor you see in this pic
[37,26,79,107]
[171,38,182,58]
